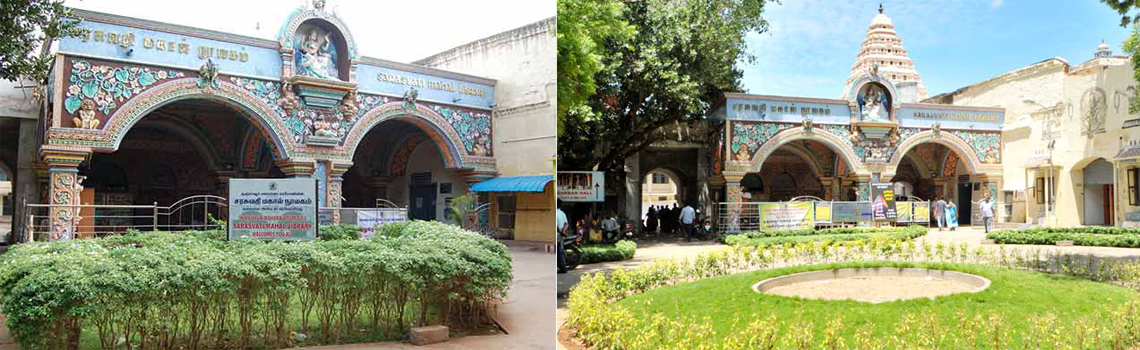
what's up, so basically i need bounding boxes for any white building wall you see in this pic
[415,18,557,177]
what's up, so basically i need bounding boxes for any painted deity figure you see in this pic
[861,85,888,122]
[299,28,337,80]
[73,99,100,129]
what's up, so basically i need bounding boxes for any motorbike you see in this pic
[562,232,584,271]
[622,222,637,240]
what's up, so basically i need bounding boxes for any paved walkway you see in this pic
[555,226,1140,349]
[0,240,557,350]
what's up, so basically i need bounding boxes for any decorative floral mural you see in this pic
[943,152,959,177]
[431,106,492,157]
[390,134,426,176]
[731,122,792,161]
[824,124,866,160]
[64,60,185,125]
[230,77,295,139]
[949,130,1001,163]
[883,127,920,161]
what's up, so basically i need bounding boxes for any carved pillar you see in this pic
[275,159,315,178]
[820,177,835,200]
[327,162,351,224]
[42,148,88,241]
[724,172,745,233]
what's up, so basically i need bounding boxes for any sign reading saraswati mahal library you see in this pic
[228,178,318,241]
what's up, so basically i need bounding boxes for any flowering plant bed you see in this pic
[987,227,1140,247]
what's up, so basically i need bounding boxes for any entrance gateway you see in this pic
[31,1,499,240]
[708,7,1005,232]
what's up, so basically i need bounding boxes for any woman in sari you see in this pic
[946,201,959,231]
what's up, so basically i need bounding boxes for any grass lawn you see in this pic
[616,261,1137,348]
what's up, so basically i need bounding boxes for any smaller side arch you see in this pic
[0,161,13,181]
[887,131,982,175]
[345,102,468,170]
[750,127,862,174]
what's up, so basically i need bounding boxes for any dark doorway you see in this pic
[957,182,972,226]
[410,183,438,221]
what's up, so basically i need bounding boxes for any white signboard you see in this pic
[557,171,604,202]
[228,178,317,241]
[358,209,408,240]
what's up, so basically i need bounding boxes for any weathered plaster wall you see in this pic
[415,17,556,177]
[936,55,1139,226]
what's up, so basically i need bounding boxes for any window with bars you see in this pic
[1129,168,1138,206]
[652,173,669,184]
[497,195,516,229]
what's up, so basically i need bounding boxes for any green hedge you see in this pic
[580,240,637,264]
[987,227,1140,247]
[725,225,927,246]
[0,221,512,349]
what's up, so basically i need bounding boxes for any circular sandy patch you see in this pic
[752,268,989,303]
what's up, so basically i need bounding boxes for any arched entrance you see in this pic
[84,98,285,206]
[747,130,860,202]
[888,134,985,225]
[641,167,685,219]
[1081,158,1114,226]
[341,103,472,223]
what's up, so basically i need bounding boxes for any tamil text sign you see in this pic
[228,178,317,241]
[558,171,604,202]
[871,183,897,222]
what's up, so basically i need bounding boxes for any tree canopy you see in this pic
[0,0,76,83]
[557,0,770,172]
[556,0,632,138]
[1103,0,1140,113]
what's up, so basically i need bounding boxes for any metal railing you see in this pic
[715,200,935,233]
[26,195,227,240]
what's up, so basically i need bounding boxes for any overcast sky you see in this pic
[745,0,1133,98]
[66,0,555,63]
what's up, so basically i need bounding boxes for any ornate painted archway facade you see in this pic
[710,73,1005,232]
[39,3,498,239]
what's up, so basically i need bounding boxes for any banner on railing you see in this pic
[814,201,832,223]
[896,202,912,222]
[914,202,930,223]
[358,210,407,240]
[831,202,869,223]
[760,202,814,230]
[871,183,897,222]
[228,178,317,241]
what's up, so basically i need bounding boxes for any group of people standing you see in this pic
[932,195,997,233]
[644,203,698,241]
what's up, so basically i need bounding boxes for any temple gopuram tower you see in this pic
[841,4,927,103]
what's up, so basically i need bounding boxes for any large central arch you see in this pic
[886,130,982,176]
[100,79,292,159]
[749,127,862,174]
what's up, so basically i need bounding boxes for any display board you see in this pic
[913,202,930,223]
[814,201,832,223]
[557,171,604,202]
[759,202,815,230]
[870,183,897,222]
[832,202,871,223]
[228,178,317,241]
[358,209,408,240]
[896,202,912,222]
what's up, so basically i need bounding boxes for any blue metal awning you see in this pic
[470,176,553,193]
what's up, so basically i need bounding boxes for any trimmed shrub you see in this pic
[581,240,637,264]
[988,227,1140,247]
[0,221,511,349]
[318,223,363,240]
[725,225,927,246]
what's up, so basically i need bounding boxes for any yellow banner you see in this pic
[814,202,832,223]
[914,203,930,223]
[896,202,912,222]
[760,202,815,230]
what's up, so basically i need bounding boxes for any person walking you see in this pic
[652,207,661,234]
[557,206,569,274]
[935,196,947,231]
[680,202,696,242]
[980,196,995,233]
[946,200,959,231]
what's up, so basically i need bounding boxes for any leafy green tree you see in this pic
[556,0,632,137]
[558,0,770,172]
[0,0,76,83]
[1103,0,1140,113]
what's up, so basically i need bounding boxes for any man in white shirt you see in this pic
[680,202,696,242]
[600,213,619,242]
[980,196,995,233]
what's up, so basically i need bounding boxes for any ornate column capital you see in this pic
[274,158,316,177]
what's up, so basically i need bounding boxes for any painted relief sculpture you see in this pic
[859,84,888,122]
[299,28,338,80]
[73,99,100,130]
